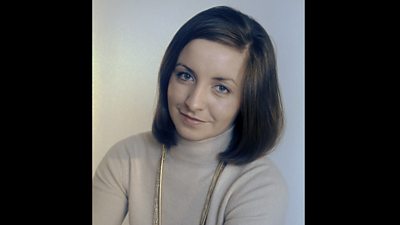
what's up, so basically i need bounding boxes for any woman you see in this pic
[93,6,287,225]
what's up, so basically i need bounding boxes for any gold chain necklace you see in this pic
[153,144,226,225]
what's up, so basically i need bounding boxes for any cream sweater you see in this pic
[93,128,288,225]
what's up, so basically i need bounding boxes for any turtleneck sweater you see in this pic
[93,128,288,225]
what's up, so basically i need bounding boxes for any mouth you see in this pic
[179,111,206,124]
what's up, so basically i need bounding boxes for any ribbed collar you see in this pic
[169,126,234,166]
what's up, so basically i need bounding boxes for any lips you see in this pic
[179,111,206,125]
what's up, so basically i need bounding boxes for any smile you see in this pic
[179,111,206,125]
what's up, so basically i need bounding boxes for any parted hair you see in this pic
[152,6,284,165]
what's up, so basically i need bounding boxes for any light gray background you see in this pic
[93,0,304,225]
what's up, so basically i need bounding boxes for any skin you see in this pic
[167,39,248,141]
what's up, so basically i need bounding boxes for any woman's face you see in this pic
[167,39,247,141]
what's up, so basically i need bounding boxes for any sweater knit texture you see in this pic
[93,128,288,225]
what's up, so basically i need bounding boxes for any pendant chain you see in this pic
[153,144,226,225]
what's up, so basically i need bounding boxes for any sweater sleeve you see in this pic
[93,143,130,225]
[223,160,288,225]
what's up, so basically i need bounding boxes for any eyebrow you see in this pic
[176,63,197,77]
[213,77,238,86]
[175,63,238,86]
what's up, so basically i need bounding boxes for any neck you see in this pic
[169,126,234,165]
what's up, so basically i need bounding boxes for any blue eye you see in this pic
[215,85,230,94]
[176,72,194,82]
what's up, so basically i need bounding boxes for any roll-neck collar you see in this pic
[169,126,234,166]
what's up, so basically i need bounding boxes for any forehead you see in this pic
[177,39,247,81]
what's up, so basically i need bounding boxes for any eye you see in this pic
[176,72,194,82]
[214,84,230,94]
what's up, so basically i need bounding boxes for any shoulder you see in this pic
[97,131,160,173]
[112,131,158,150]
[105,131,160,159]
[94,131,160,190]
[221,156,288,224]
[231,156,286,188]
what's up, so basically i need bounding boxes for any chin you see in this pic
[175,127,211,141]
[177,130,205,141]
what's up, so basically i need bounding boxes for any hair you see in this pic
[152,6,284,165]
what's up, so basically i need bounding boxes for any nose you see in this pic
[184,85,207,111]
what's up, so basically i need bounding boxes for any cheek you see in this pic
[167,83,172,103]
[167,76,176,98]
[212,99,241,121]
[167,79,183,105]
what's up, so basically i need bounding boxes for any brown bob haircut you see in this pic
[152,6,284,165]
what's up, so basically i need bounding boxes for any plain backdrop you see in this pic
[93,0,304,225]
